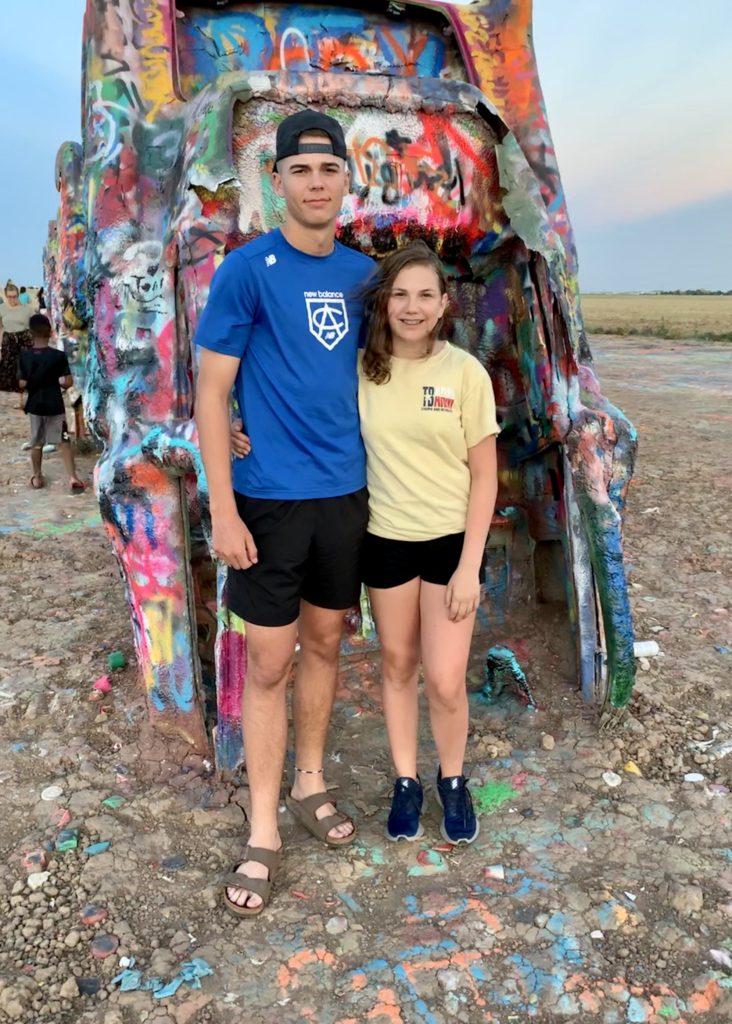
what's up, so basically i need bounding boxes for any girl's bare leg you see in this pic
[419,581,476,777]
[369,579,421,778]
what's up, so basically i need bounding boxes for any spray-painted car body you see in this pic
[49,0,636,772]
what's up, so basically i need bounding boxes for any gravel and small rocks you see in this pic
[0,347,731,1022]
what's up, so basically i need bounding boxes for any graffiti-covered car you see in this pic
[49,0,637,772]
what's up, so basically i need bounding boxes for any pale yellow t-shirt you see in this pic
[358,343,499,541]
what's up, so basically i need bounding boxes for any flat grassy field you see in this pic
[581,293,732,341]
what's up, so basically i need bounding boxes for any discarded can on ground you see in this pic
[633,640,660,658]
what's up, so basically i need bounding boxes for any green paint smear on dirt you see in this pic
[1,512,102,538]
[471,781,517,814]
[658,1008,679,1020]
[101,795,126,809]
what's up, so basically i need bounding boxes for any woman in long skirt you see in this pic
[0,282,33,392]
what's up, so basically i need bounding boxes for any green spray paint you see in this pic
[0,512,102,538]
[471,780,517,814]
[359,585,375,640]
[56,828,79,852]
[496,135,555,263]
[101,795,126,809]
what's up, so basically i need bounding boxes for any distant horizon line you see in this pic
[2,282,730,298]
[581,289,731,296]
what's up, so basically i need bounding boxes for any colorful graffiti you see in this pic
[53,143,87,335]
[232,100,507,251]
[43,144,89,433]
[176,4,465,93]
[49,0,636,769]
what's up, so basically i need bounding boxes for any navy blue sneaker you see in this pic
[436,770,480,845]
[386,776,424,842]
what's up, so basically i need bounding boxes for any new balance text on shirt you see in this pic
[304,290,349,349]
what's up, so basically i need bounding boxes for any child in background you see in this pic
[17,315,86,492]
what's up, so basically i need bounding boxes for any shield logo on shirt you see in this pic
[305,297,349,350]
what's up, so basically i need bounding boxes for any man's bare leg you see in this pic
[30,446,43,487]
[60,440,84,488]
[226,620,298,910]
[289,600,353,841]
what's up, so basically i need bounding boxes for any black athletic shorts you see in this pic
[361,531,485,590]
[227,488,369,627]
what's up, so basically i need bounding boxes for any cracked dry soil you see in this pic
[0,335,730,1023]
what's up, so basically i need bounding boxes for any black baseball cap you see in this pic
[274,109,347,167]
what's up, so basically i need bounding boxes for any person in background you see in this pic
[37,287,47,313]
[17,314,86,492]
[358,241,499,846]
[18,286,30,305]
[0,282,33,392]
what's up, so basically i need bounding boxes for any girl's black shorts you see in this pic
[361,531,485,590]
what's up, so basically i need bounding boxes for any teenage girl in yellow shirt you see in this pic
[358,240,499,845]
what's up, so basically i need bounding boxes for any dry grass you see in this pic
[581,294,732,342]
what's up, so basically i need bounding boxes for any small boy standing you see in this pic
[17,314,85,492]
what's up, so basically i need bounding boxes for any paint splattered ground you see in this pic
[0,336,730,1024]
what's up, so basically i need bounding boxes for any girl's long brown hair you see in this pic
[361,240,449,385]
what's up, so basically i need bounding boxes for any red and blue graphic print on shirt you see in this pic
[421,385,456,412]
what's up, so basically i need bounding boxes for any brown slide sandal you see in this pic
[286,792,358,847]
[221,845,282,918]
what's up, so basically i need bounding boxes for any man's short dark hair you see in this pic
[29,314,52,336]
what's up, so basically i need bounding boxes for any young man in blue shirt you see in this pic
[195,110,374,916]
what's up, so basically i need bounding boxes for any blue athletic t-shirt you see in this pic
[195,230,374,499]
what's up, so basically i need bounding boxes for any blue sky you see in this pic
[0,1,729,292]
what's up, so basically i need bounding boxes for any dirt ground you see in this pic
[0,336,730,1024]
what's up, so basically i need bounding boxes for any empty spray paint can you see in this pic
[633,640,660,658]
[107,650,126,671]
